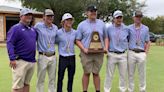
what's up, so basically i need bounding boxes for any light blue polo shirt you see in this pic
[56,28,76,56]
[128,24,150,50]
[107,23,129,52]
[76,19,107,49]
[35,22,58,53]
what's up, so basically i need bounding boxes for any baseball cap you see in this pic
[113,10,123,18]
[133,10,143,17]
[20,8,33,16]
[44,9,54,16]
[86,5,97,11]
[62,13,74,22]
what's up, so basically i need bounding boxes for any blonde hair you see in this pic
[61,21,64,27]
[60,19,74,27]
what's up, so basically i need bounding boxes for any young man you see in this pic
[35,9,58,92]
[7,8,37,92]
[104,10,129,92]
[76,5,108,92]
[56,13,76,92]
[128,11,150,92]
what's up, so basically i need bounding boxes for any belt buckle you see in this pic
[117,51,124,54]
[45,52,54,57]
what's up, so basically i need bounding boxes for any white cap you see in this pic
[44,9,54,16]
[62,13,74,22]
[20,8,33,16]
[113,10,123,18]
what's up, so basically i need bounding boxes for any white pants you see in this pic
[36,55,57,92]
[128,50,147,92]
[104,52,127,92]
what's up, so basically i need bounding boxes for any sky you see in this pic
[139,0,164,17]
[0,0,164,18]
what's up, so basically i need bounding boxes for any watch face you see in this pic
[93,34,99,41]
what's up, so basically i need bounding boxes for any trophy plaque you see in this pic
[88,31,105,53]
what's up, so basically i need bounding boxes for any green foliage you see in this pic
[142,16,164,34]
[18,0,146,27]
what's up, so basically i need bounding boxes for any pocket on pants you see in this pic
[138,52,147,61]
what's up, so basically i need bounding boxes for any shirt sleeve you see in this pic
[34,24,40,41]
[34,23,40,32]
[103,24,108,39]
[75,24,83,40]
[6,26,19,61]
[126,26,131,42]
[55,31,59,44]
[54,25,59,44]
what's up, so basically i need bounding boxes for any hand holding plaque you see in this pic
[88,31,105,53]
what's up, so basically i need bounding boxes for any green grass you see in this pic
[0,45,164,92]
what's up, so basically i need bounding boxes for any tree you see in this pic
[142,17,156,33]
[154,16,164,34]
[142,16,164,34]
[15,0,146,27]
[18,0,84,27]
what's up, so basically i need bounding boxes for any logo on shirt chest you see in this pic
[22,28,25,31]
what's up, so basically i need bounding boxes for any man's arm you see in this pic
[104,38,109,53]
[75,24,88,54]
[144,27,151,54]
[144,41,150,54]
[6,26,18,69]
[76,40,88,54]
[103,24,109,53]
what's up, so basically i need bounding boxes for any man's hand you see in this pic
[145,50,149,55]
[144,41,150,55]
[10,61,17,69]
[104,48,108,54]
[83,48,88,54]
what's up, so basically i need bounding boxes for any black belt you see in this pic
[16,56,21,60]
[109,51,125,54]
[130,49,145,53]
[39,52,55,57]
[59,55,75,59]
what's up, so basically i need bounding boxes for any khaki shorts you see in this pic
[12,59,35,89]
[80,52,104,74]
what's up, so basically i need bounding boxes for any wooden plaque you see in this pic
[88,31,105,53]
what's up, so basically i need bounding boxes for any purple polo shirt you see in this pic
[7,23,37,62]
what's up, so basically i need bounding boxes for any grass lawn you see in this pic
[0,45,164,92]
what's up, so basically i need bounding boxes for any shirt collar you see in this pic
[113,23,124,29]
[43,22,54,30]
[87,19,97,23]
[62,27,73,33]
[19,22,31,29]
[133,23,143,30]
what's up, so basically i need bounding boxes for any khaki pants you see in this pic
[128,50,147,92]
[12,59,35,89]
[80,52,104,74]
[36,55,57,92]
[104,52,127,92]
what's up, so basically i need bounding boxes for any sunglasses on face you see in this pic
[116,16,123,19]
[135,15,143,18]
[89,10,97,12]
[65,18,73,21]
[24,13,33,16]
[46,15,54,18]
